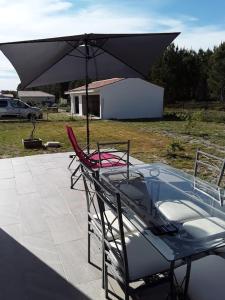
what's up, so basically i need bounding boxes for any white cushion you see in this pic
[156,200,209,222]
[93,210,135,240]
[183,217,225,239]
[175,255,225,300]
[110,231,170,281]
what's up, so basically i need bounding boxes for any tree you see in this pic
[208,42,225,101]
[195,49,212,102]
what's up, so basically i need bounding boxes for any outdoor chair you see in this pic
[92,172,171,300]
[66,125,130,189]
[193,149,225,207]
[81,163,136,288]
[175,254,225,300]
[194,149,225,186]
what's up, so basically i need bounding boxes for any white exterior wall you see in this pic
[100,78,164,119]
[71,95,75,114]
[78,95,82,116]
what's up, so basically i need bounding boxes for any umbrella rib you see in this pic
[22,42,80,88]
[89,46,99,80]
[67,54,86,59]
[96,44,148,79]
[66,41,86,57]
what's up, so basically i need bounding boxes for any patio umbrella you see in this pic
[0,32,179,151]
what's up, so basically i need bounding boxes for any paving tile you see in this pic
[0,169,14,179]
[38,182,61,198]
[40,194,70,217]
[73,212,88,236]
[13,163,30,174]
[15,171,37,194]
[63,261,102,285]
[21,231,61,267]
[0,201,20,226]
[19,193,47,235]
[29,165,48,176]
[46,213,83,244]
[0,158,13,170]
[76,279,106,299]
[11,156,27,166]
[0,188,20,205]
[56,238,100,267]
[60,188,87,215]
[0,178,16,190]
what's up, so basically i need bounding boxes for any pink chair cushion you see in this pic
[95,161,127,168]
[66,125,127,169]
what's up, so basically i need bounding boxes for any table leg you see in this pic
[169,261,175,299]
[183,258,192,300]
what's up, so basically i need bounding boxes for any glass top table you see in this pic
[100,163,225,261]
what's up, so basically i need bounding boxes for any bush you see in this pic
[164,109,225,123]
[166,139,184,158]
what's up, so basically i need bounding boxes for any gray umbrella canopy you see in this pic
[0,32,179,148]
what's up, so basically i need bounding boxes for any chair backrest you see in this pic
[66,126,95,168]
[194,149,225,187]
[81,162,100,220]
[66,125,83,155]
[91,171,129,284]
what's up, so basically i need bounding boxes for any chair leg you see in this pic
[88,230,91,264]
[104,263,108,299]
[102,244,105,289]
[70,164,81,189]
[124,282,130,300]
[68,155,76,169]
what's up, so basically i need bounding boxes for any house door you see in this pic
[75,96,79,114]
[82,95,100,117]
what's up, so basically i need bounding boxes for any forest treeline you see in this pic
[149,42,225,104]
[16,42,225,105]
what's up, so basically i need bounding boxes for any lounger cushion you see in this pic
[110,231,170,281]
[93,210,135,240]
[183,217,225,239]
[156,200,209,222]
[175,255,225,300]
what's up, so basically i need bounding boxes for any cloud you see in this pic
[0,0,224,89]
[177,26,225,50]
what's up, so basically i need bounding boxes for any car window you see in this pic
[0,100,8,107]
[10,100,28,108]
[18,101,28,108]
[10,100,20,108]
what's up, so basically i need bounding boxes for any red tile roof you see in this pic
[69,78,124,92]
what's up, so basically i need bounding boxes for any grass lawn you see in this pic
[0,112,225,172]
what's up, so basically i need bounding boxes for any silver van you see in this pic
[0,98,43,119]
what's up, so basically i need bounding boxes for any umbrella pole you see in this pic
[85,39,90,154]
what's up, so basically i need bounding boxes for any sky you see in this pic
[0,0,225,90]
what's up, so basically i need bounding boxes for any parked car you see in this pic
[0,98,43,119]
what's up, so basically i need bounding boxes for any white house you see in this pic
[18,91,55,106]
[67,78,164,120]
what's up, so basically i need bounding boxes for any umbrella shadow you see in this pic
[0,229,90,300]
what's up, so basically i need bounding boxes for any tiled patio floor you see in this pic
[0,152,169,299]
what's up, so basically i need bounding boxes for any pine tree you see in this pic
[208,42,225,101]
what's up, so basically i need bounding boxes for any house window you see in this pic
[75,97,79,114]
